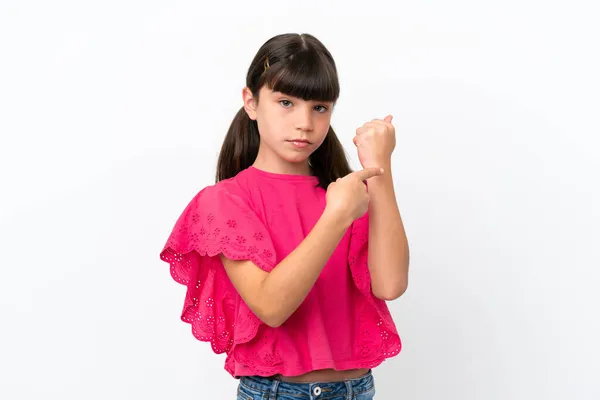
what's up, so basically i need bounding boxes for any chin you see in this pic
[283,153,312,164]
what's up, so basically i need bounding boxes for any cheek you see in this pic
[315,120,331,142]
[255,112,278,140]
[258,110,285,134]
[313,113,330,129]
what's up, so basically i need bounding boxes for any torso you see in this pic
[229,169,387,382]
[271,368,370,383]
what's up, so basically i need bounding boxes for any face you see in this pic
[243,85,334,171]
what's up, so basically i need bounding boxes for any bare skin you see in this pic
[271,368,370,383]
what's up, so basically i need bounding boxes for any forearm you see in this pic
[367,165,410,300]
[261,211,350,326]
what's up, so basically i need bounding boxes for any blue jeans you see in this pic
[236,370,376,400]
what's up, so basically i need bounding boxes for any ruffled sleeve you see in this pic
[159,185,277,354]
[348,210,402,358]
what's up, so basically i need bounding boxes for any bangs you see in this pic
[263,52,339,103]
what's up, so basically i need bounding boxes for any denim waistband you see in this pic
[238,369,374,399]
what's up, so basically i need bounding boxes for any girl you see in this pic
[160,33,409,399]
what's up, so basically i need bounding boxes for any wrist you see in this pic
[362,159,391,171]
[376,159,392,171]
[321,207,353,231]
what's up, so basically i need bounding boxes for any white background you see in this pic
[1,1,599,399]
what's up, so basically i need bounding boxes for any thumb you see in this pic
[384,115,393,123]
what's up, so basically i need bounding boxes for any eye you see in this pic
[315,105,329,113]
[279,100,292,107]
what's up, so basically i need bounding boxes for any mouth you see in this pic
[287,139,311,144]
[287,139,311,148]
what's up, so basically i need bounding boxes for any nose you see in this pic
[294,105,314,132]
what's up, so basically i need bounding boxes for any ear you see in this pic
[242,87,258,120]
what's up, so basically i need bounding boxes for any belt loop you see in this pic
[345,380,353,400]
[270,379,280,400]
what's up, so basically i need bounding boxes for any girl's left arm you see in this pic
[367,163,410,301]
[353,114,409,301]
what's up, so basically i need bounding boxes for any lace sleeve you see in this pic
[159,186,276,354]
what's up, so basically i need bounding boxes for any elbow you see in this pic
[373,280,408,301]
[262,315,287,329]
[264,319,284,329]
[254,304,287,328]
[248,281,288,328]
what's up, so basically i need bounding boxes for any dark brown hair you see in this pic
[215,33,353,190]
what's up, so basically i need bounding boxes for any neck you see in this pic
[253,148,312,176]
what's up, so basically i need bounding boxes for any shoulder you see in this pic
[188,168,256,211]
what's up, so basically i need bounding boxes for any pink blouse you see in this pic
[159,166,401,378]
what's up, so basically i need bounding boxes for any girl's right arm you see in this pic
[220,167,383,328]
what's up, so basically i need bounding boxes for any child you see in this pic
[159,32,409,399]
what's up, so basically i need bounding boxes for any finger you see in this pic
[372,119,393,130]
[353,167,384,181]
[355,126,370,136]
[353,135,365,145]
[384,115,393,123]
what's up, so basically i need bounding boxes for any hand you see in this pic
[324,167,384,227]
[353,115,396,169]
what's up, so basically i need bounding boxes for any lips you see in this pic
[288,139,311,148]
